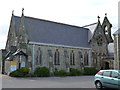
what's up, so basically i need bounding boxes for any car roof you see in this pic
[99,70,120,73]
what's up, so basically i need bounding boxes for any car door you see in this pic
[118,72,120,89]
[110,71,120,89]
[102,71,111,87]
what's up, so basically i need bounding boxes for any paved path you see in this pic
[2,75,96,88]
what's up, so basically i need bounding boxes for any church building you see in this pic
[87,14,114,70]
[3,9,114,74]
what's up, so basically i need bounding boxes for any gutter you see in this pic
[29,41,92,50]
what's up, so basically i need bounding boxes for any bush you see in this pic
[83,67,98,75]
[9,67,30,77]
[9,70,20,77]
[54,70,67,77]
[18,67,29,75]
[34,67,50,77]
[24,73,37,77]
[69,68,81,76]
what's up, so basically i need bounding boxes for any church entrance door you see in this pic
[104,62,109,69]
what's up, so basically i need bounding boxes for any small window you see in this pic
[103,71,111,77]
[111,71,119,78]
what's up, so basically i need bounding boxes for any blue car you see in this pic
[94,70,120,89]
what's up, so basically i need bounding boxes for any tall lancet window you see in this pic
[84,52,88,66]
[54,49,60,65]
[36,47,42,65]
[70,50,75,65]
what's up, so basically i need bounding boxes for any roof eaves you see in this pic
[29,41,92,49]
[113,28,120,35]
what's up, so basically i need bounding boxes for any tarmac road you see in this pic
[2,75,96,88]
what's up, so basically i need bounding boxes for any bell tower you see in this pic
[102,13,113,43]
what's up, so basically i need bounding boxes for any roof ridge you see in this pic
[13,15,89,30]
[82,22,97,27]
[24,16,89,30]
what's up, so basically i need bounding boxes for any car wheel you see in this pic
[95,81,103,89]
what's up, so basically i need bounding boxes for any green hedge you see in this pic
[83,67,98,75]
[69,68,82,76]
[54,70,68,77]
[9,67,30,77]
[24,73,37,77]
[9,67,98,77]
[9,70,20,77]
[34,67,50,77]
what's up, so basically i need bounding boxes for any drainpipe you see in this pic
[19,55,22,69]
[32,44,35,73]
[88,50,92,67]
[116,34,119,70]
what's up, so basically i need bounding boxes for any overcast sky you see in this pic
[0,0,119,49]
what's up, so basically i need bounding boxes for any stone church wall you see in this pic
[28,44,92,73]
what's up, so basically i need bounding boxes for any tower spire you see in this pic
[12,10,14,15]
[97,16,100,22]
[22,8,24,16]
[105,13,107,17]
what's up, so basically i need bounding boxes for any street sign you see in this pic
[10,61,17,65]
[10,61,17,72]
[10,65,17,72]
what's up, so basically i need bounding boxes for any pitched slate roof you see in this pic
[13,15,91,48]
[113,28,120,35]
[82,22,97,41]
[14,16,20,35]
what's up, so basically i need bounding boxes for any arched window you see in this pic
[70,50,75,65]
[54,49,60,65]
[36,47,42,65]
[84,52,88,66]
[96,35,103,46]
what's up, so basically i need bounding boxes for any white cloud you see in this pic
[0,35,7,49]
[0,0,119,49]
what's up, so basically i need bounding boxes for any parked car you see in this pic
[94,70,120,89]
